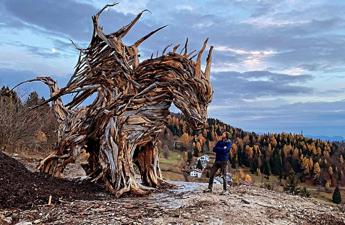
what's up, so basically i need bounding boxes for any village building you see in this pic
[197,154,209,169]
[190,169,203,178]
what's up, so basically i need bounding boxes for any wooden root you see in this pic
[134,142,164,188]
[38,151,75,177]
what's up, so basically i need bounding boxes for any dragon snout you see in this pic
[189,115,207,131]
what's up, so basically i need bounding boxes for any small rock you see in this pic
[15,222,32,225]
[4,217,13,224]
[241,199,250,204]
[33,219,41,224]
[3,212,12,217]
[183,213,191,219]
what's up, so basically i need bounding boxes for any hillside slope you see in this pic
[1,142,345,225]
[168,114,345,189]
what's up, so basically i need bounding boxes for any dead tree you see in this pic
[17,4,213,197]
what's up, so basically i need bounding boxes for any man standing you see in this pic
[204,131,232,194]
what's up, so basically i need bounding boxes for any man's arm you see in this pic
[213,141,222,153]
[226,141,232,153]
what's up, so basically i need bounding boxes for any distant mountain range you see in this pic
[305,135,345,142]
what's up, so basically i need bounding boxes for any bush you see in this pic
[261,182,274,191]
[300,187,311,198]
[284,170,311,198]
[284,171,299,194]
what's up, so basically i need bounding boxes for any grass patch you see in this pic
[160,151,186,181]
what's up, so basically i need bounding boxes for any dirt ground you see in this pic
[0,151,107,210]
[1,151,345,225]
[1,183,345,225]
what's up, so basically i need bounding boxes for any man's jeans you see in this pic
[208,161,228,191]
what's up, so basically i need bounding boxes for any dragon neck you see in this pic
[135,53,194,92]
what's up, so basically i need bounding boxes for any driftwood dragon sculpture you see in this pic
[18,4,213,196]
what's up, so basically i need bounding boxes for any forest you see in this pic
[168,112,345,189]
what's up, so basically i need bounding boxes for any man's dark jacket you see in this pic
[213,139,232,161]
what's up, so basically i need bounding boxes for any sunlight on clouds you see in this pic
[211,62,241,72]
[243,57,263,71]
[213,46,277,72]
[175,5,194,12]
[278,67,305,76]
[211,62,269,72]
[213,46,276,60]
[242,17,309,28]
[193,21,214,29]
[214,46,276,56]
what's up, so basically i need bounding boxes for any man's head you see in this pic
[221,131,232,141]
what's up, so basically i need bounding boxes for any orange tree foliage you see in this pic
[168,114,345,187]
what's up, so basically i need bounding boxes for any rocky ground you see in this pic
[1,151,345,225]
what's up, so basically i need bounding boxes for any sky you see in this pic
[0,0,345,138]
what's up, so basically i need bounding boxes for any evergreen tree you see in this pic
[284,170,299,194]
[187,151,193,163]
[249,155,258,174]
[262,159,271,179]
[196,159,203,170]
[271,149,282,178]
[332,186,342,204]
[25,91,40,107]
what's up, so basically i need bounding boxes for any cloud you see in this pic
[278,67,305,76]
[1,0,141,41]
[213,46,277,71]
[211,71,313,104]
[3,0,345,75]
[209,99,345,136]
[242,17,310,28]
[1,0,345,137]
[15,43,62,58]
[0,68,69,100]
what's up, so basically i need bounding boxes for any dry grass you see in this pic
[160,151,186,180]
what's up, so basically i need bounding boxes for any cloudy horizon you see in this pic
[1,0,344,138]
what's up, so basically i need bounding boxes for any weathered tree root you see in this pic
[37,151,72,177]
[134,142,162,187]
[22,4,213,197]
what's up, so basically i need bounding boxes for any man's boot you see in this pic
[220,190,228,195]
[203,186,212,193]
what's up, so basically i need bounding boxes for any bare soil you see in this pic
[0,151,107,210]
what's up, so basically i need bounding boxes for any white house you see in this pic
[198,155,209,162]
[197,155,209,169]
[190,169,203,178]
